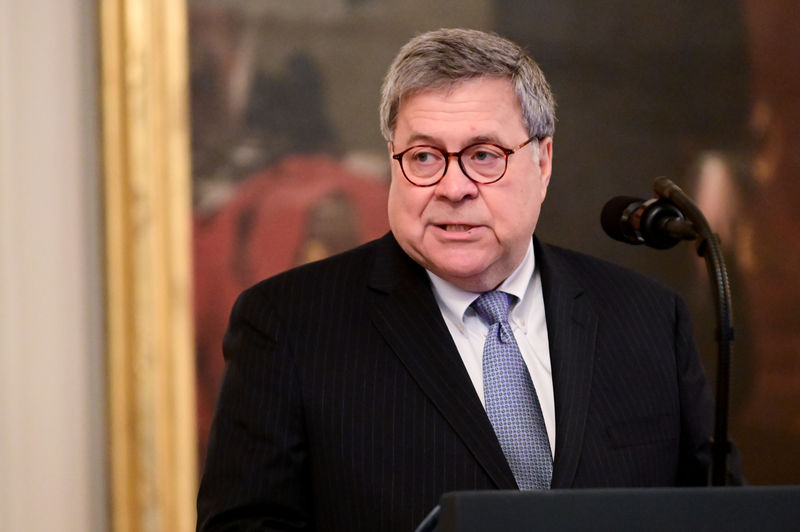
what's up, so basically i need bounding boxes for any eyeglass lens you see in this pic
[401,144,508,184]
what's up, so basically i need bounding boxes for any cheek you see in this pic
[493,179,544,235]
[389,177,429,217]
[388,179,419,234]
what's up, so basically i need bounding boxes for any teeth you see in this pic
[445,225,471,232]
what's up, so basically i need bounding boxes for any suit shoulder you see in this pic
[538,241,679,300]
[240,236,382,303]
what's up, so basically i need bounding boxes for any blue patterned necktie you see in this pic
[472,290,552,490]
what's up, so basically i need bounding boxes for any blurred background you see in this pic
[3,0,799,530]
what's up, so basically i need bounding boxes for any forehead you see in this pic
[394,77,526,145]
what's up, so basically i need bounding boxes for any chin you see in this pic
[430,261,493,288]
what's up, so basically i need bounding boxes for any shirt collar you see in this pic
[427,239,535,324]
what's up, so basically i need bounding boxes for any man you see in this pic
[197,28,716,531]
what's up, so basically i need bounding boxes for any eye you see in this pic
[473,150,496,161]
[407,147,444,165]
[466,145,504,164]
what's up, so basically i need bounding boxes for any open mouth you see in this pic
[440,224,473,232]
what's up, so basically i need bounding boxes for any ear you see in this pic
[537,137,553,193]
[387,141,401,182]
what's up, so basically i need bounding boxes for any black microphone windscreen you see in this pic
[600,196,643,242]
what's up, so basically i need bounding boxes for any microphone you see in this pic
[601,178,735,485]
[600,195,697,249]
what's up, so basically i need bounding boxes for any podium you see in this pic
[426,487,800,531]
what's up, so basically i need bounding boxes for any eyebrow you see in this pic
[401,132,504,148]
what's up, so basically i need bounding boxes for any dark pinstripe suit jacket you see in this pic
[197,232,714,531]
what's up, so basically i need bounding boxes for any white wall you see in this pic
[0,0,107,530]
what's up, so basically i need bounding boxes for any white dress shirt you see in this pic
[426,241,555,455]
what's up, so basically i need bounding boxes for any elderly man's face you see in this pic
[387,77,552,292]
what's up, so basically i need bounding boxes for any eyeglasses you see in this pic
[391,136,538,187]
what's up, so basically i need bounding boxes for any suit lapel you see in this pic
[535,239,598,488]
[367,234,518,489]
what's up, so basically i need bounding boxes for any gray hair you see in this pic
[379,28,556,142]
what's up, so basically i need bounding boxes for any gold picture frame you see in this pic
[100,0,197,530]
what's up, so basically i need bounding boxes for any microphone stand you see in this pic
[653,177,734,487]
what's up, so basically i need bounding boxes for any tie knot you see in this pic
[471,291,513,325]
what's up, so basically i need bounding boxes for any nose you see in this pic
[434,157,479,202]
